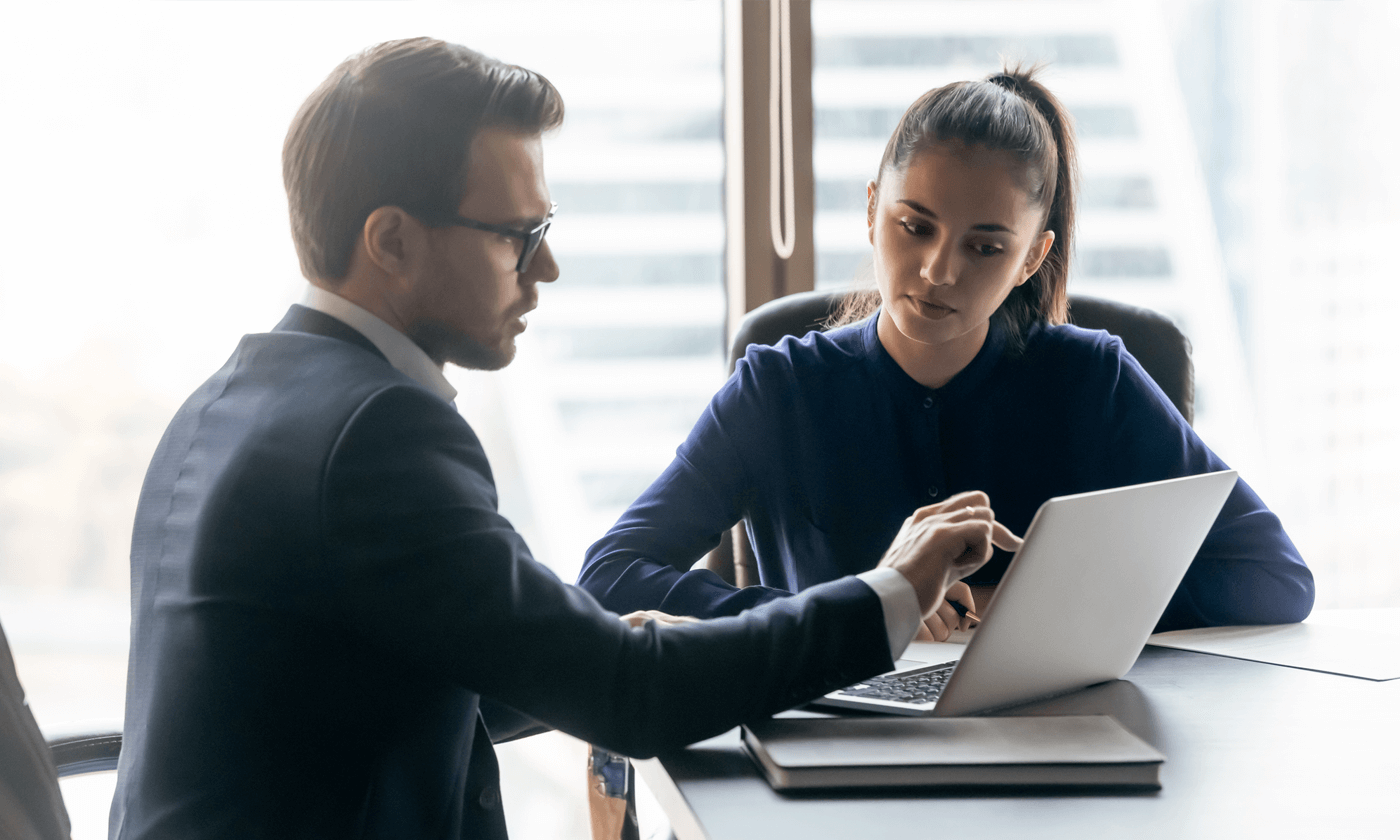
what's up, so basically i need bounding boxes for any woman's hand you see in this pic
[921,580,976,641]
[618,610,700,629]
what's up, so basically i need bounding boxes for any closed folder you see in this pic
[741,715,1164,791]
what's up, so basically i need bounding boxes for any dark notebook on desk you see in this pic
[741,715,1164,791]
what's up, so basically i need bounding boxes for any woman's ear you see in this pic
[866,180,879,245]
[1018,229,1056,285]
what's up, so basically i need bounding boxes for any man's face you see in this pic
[406,127,559,370]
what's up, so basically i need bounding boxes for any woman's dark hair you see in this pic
[830,63,1077,349]
[283,37,565,282]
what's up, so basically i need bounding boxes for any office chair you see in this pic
[1,616,122,840]
[50,731,122,777]
[704,288,1195,587]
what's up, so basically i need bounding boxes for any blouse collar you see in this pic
[860,311,1009,402]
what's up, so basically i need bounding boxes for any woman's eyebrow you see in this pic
[896,199,936,218]
[896,199,1013,233]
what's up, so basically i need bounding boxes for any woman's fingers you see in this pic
[930,600,962,641]
[945,581,976,631]
[923,613,952,642]
[618,610,700,628]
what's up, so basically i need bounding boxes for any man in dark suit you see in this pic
[109,37,1017,839]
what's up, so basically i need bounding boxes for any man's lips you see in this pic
[508,301,536,332]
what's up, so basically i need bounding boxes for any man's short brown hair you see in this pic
[283,37,564,282]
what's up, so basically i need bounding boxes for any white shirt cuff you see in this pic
[855,567,923,661]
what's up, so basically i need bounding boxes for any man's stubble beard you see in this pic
[408,321,514,372]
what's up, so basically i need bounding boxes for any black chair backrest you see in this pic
[1066,295,1194,424]
[727,289,1194,423]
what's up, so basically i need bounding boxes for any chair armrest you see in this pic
[48,730,122,777]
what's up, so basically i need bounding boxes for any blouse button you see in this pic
[927,486,939,499]
[477,785,500,810]
[922,396,934,409]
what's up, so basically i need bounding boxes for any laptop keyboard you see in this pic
[830,661,958,705]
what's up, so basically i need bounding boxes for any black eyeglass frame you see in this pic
[420,202,556,273]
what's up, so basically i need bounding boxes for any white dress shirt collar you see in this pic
[300,284,458,405]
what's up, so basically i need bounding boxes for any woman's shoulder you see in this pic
[734,318,872,381]
[1017,320,1184,421]
[1021,321,1129,369]
[1026,320,1124,352]
[1004,321,1143,400]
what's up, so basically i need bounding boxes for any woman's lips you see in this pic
[912,296,954,319]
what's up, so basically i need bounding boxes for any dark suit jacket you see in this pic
[110,305,892,840]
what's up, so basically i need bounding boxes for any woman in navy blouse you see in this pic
[577,66,1314,636]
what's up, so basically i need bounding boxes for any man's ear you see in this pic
[866,180,879,246]
[361,206,427,287]
[1018,229,1056,286]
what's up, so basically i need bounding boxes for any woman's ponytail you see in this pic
[986,66,1076,328]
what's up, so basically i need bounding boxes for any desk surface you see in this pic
[640,639,1400,839]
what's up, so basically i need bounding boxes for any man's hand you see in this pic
[877,491,1022,622]
[618,610,700,629]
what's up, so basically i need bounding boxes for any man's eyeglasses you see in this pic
[422,202,556,273]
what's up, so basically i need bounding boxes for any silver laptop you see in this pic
[815,470,1238,717]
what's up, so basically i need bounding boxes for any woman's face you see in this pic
[868,142,1053,383]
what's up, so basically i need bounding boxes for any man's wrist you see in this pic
[855,567,923,659]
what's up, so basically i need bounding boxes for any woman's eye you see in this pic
[973,243,1003,257]
[899,220,931,236]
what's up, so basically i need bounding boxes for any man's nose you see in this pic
[528,239,560,284]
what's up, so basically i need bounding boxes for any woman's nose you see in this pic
[921,242,956,286]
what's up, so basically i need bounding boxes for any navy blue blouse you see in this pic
[577,315,1315,632]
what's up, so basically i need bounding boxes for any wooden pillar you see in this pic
[712,1,815,588]
[723,0,815,347]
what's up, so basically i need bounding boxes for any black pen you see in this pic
[948,599,981,624]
